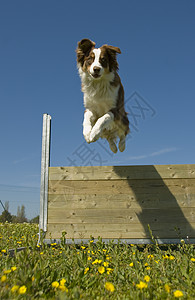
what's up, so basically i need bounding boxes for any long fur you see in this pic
[76,38,129,153]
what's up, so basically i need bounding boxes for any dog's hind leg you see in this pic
[108,139,118,153]
[119,135,126,152]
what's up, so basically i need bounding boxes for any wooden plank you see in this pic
[48,194,195,209]
[45,222,195,239]
[49,164,195,180]
[48,179,195,196]
[48,208,195,224]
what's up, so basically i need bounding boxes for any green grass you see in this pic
[0,223,195,299]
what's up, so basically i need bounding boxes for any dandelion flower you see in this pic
[60,278,66,286]
[105,282,115,292]
[88,256,92,260]
[107,268,113,275]
[81,246,86,250]
[19,285,27,294]
[129,262,134,267]
[52,281,59,289]
[103,261,109,267]
[11,266,17,271]
[190,258,195,262]
[144,275,150,282]
[59,285,68,292]
[147,254,154,259]
[1,249,6,253]
[92,259,99,265]
[11,285,19,293]
[98,266,105,274]
[1,275,7,283]
[164,284,171,293]
[136,281,148,289]
[169,255,175,260]
[84,267,89,274]
[174,290,184,298]
[4,269,11,274]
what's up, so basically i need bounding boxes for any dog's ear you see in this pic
[76,39,96,66]
[102,45,121,71]
[104,45,121,54]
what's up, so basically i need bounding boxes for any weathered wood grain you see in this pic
[46,164,195,241]
[49,164,195,180]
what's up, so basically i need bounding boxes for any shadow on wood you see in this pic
[113,165,195,241]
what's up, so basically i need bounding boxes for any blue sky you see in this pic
[0,0,195,219]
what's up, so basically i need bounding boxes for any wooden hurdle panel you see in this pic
[39,115,195,244]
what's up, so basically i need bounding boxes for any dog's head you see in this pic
[76,39,121,79]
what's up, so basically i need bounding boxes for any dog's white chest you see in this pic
[82,76,119,117]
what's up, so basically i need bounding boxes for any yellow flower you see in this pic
[163,255,169,259]
[98,266,105,274]
[1,249,6,253]
[174,290,184,298]
[147,254,154,259]
[164,284,171,293]
[103,261,109,267]
[60,278,66,286]
[51,243,57,246]
[52,281,59,288]
[88,256,92,260]
[1,275,7,282]
[92,259,99,265]
[107,268,113,274]
[129,262,134,267]
[144,263,148,266]
[59,285,68,292]
[146,267,151,270]
[11,285,19,293]
[4,269,11,274]
[136,281,148,289]
[81,246,86,250]
[190,258,195,262]
[169,255,175,260]
[11,266,17,271]
[19,285,27,294]
[84,267,89,274]
[40,252,44,255]
[32,276,35,282]
[105,282,115,292]
[144,275,150,282]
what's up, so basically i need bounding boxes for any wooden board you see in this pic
[45,164,195,242]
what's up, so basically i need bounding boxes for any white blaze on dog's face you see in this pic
[86,47,110,79]
[89,49,104,79]
[77,39,121,80]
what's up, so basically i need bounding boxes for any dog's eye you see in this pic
[87,56,93,64]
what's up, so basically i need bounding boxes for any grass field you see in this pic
[0,223,195,299]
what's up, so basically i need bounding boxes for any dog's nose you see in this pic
[93,66,101,74]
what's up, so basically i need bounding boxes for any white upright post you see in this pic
[39,114,51,233]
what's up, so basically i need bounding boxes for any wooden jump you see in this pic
[40,114,195,244]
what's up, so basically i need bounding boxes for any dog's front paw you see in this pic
[83,126,92,143]
[89,127,101,142]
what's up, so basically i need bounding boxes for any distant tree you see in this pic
[30,215,39,224]
[16,205,28,223]
[0,210,12,223]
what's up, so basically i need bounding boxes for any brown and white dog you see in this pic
[76,38,129,153]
